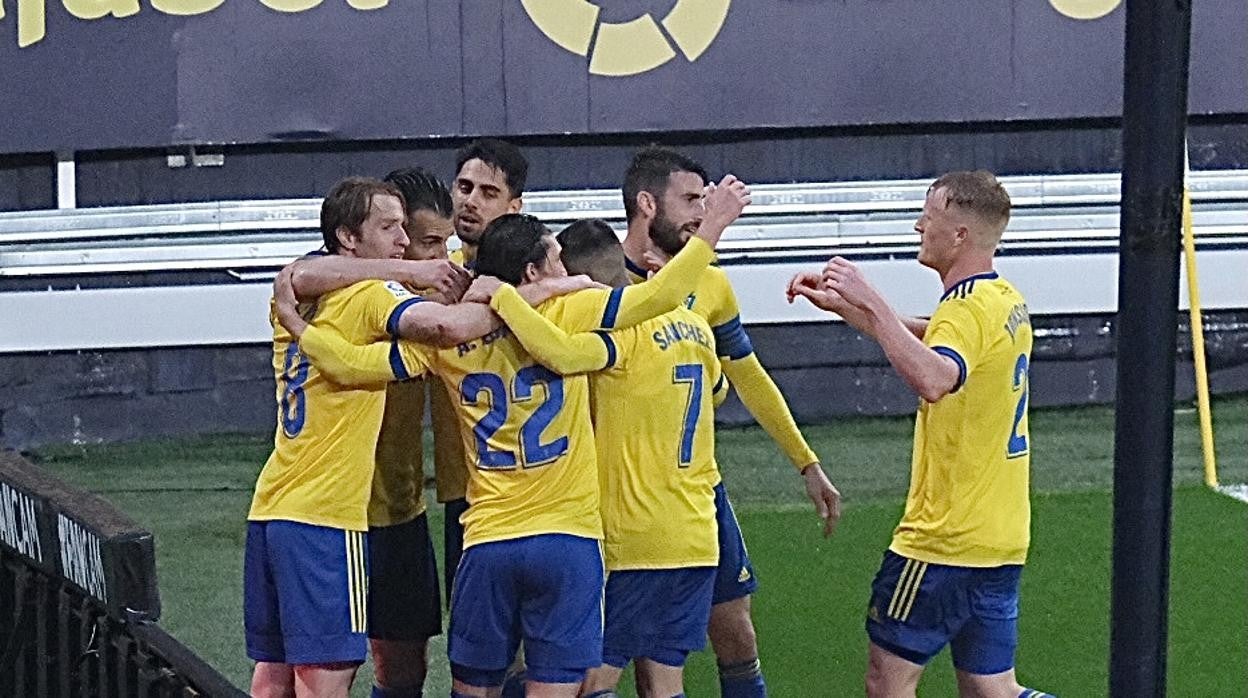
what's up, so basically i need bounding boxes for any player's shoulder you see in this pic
[325,278,416,304]
[698,265,734,294]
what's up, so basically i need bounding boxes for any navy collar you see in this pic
[940,271,998,301]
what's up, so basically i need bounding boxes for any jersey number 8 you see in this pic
[280,342,309,438]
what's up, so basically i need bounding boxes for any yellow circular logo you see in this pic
[521,0,732,76]
[1048,0,1121,20]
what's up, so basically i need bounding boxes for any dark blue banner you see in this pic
[0,0,1243,153]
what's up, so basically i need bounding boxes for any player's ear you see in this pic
[954,225,971,246]
[335,226,358,253]
[507,196,523,214]
[637,191,657,219]
[522,262,542,284]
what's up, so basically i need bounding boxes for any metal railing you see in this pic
[3,170,1248,280]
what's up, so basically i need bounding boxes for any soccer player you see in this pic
[442,138,529,600]
[449,138,527,268]
[274,181,750,698]
[246,177,504,698]
[788,171,1053,698]
[620,146,842,698]
[526,220,729,698]
[364,168,456,698]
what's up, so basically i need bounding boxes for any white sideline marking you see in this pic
[1215,484,1248,503]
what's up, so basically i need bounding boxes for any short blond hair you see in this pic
[929,170,1011,236]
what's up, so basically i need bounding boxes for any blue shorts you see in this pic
[448,534,604,685]
[443,497,469,601]
[368,513,442,642]
[244,520,369,665]
[602,568,716,669]
[712,483,758,605]
[866,550,1023,675]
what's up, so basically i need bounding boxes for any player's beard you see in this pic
[648,204,696,257]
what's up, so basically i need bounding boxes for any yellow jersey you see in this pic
[248,280,429,531]
[368,377,427,527]
[300,318,609,549]
[300,237,718,546]
[890,272,1033,567]
[431,377,469,503]
[626,255,819,470]
[589,308,728,571]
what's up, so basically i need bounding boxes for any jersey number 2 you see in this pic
[460,366,569,469]
[1007,354,1029,458]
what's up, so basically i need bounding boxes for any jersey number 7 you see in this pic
[673,363,705,468]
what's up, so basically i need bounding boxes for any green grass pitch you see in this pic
[30,396,1247,696]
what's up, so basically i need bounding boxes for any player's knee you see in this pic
[708,599,757,660]
[250,662,296,698]
[865,652,895,698]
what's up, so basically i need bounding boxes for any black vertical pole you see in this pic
[1112,1,1191,696]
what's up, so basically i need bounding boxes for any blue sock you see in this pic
[449,692,474,698]
[582,692,617,698]
[372,686,422,698]
[719,658,766,698]
[1019,691,1055,698]
[499,669,525,698]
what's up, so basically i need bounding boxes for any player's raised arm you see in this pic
[485,281,615,375]
[788,267,929,340]
[287,254,470,303]
[823,257,960,403]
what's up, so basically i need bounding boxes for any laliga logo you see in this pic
[520,0,731,77]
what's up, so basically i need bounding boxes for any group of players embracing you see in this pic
[243,140,1054,698]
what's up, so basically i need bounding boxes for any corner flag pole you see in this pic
[1180,144,1219,488]
[1111,0,1191,695]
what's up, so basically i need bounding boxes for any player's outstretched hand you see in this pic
[696,174,751,248]
[801,463,842,538]
[402,259,472,302]
[272,266,309,338]
[462,275,504,304]
[787,270,854,315]
[822,257,884,312]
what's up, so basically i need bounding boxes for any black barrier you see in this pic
[0,450,245,697]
